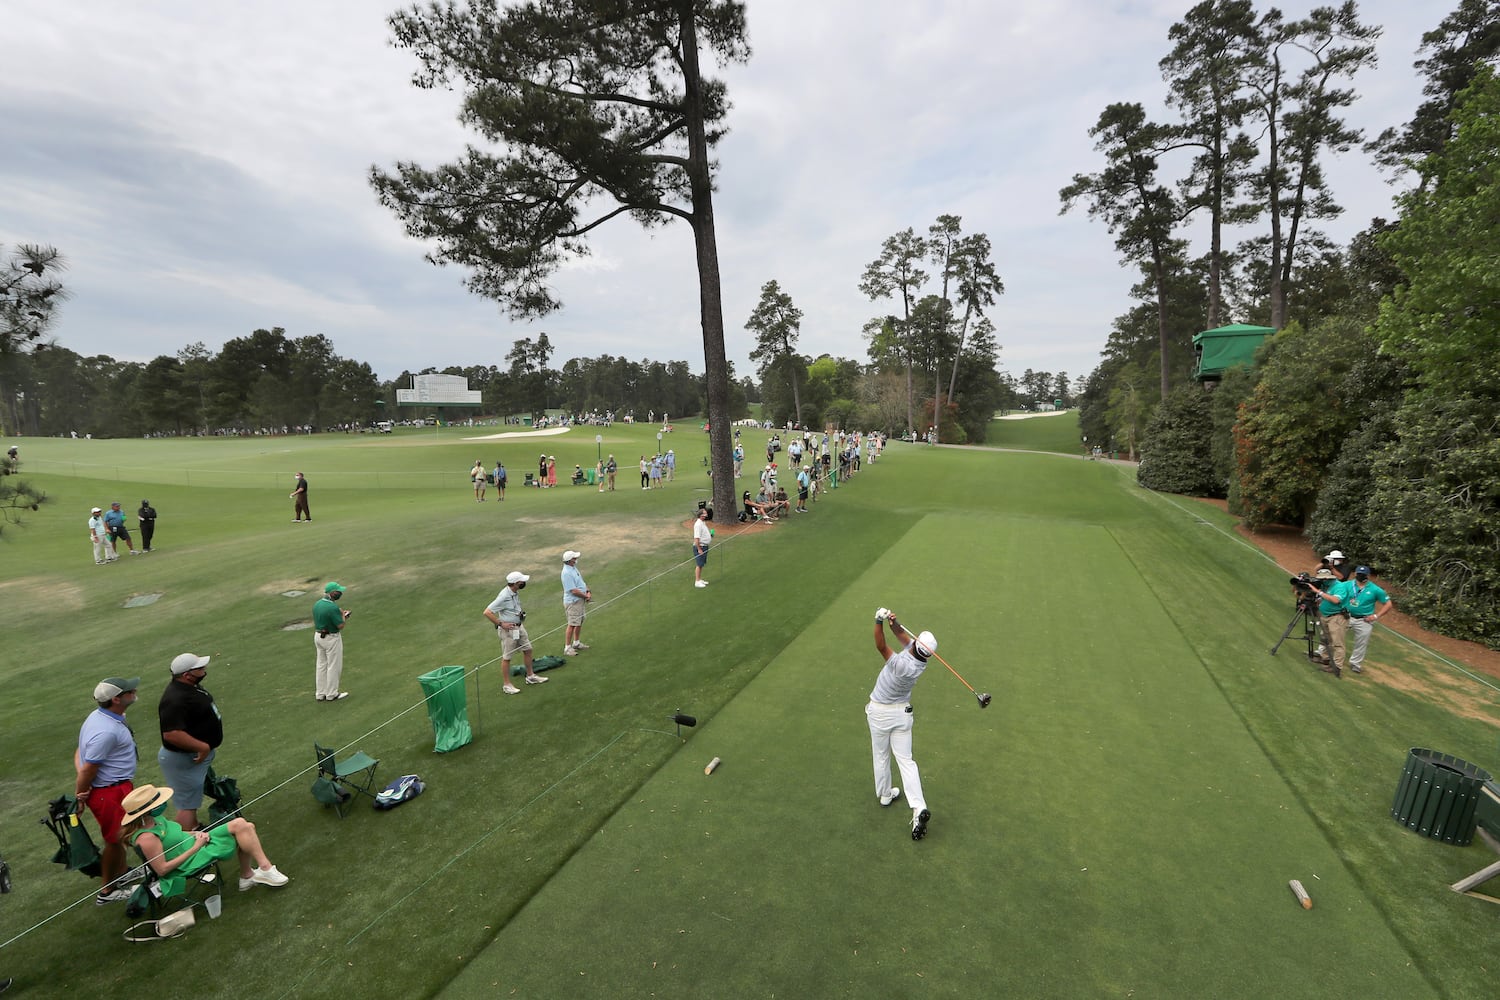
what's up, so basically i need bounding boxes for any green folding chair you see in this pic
[313,743,380,818]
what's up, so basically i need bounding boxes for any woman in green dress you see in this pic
[119,784,290,893]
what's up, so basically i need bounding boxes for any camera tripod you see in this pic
[1269,595,1338,668]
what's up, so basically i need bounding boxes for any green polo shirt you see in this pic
[313,597,344,633]
[1318,579,1355,617]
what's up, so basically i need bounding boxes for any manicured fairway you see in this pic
[2,427,1497,998]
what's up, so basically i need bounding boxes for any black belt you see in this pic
[96,779,131,788]
[1350,614,1371,619]
[317,630,340,638]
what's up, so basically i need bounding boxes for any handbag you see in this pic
[124,905,196,942]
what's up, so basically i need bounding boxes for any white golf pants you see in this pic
[866,701,926,812]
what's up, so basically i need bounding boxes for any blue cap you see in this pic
[1355,566,1371,576]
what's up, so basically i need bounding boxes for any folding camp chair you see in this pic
[202,767,242,826]
[41,794,102,879]
[124,846,222,931]
[313,743,380,818]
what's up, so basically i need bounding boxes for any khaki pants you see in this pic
[1321,613,1349,672]
[314,633,343,697]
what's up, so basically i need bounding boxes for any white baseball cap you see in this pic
[91,506,102,513]
[1325,550,1345,560]
[170,653,211,675]
[506,571,529,585]
[562,551,581,562]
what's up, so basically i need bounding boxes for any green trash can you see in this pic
[1391,748,1490,845]
[586,468,597,485]
[418,665,473,753]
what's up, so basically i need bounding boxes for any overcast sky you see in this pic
[1,1,1442,388]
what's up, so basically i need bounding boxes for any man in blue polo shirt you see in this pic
[1345,566,1394,675]
[74,677,140,904]
[103,501,138,555]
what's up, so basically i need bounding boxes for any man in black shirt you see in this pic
[137,499,157,552]
[157,653,224,830]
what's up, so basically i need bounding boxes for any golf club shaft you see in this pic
[898,621,975,692]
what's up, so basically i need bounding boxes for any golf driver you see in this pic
[891,615,992,708]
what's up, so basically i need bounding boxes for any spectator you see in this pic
[742,490,775,522]
[495,460,507,500]
[104,501,138,555]
[639,455,650,490]
[650,454,663,489]
[75,676,140,904]
[547,456,558,488]
[483,572,549,693]
[666,449,676,482]
[606,454,617,491]
[156,653,223,830]
[596,458,606,492]
[796,467,810,512]
[120,784,288,893]
[538,453,549,488]
[471,460,488,501]
[560,551,592,655]
[692,508,712,587]
[137,499,158,552]
[89,506,114,565]
[290,473,310,522]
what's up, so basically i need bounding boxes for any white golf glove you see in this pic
[875,607,892,624]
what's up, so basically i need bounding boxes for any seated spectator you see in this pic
[119,784,289,892]
[743,490,775,522]
[572,464,586,485]
[772,486,791,517]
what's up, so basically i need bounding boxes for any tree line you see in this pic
[1070,0,1500,647]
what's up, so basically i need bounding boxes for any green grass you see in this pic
[982,410,1085,454]
[1,422,1496,998]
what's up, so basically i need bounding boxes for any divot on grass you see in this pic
[282,620,314,631]
[122,593,162,608]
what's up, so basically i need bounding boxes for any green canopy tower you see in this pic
[1192,324,1275,383]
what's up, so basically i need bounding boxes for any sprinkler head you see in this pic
[976,692,992,708]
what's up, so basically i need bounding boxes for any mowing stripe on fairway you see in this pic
[439,510,1437,999]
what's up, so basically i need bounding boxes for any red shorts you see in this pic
[87,781,133,844]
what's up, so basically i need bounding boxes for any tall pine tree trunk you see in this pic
[680,5,733,516]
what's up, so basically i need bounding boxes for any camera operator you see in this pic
[1319,549,1353,582]
[1312,568,1355,676]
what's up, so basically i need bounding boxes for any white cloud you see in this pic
[0,0,1442,384]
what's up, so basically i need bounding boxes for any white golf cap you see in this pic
[506,571,529,585]
[1325,550,1345,560]
[91,506,102,513]
[170,653,211,675]
[913,631,938,658]
[563,551,581,562]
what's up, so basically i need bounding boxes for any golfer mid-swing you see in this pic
[867,608,936,841]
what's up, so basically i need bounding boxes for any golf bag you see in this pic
[373,774,425,811]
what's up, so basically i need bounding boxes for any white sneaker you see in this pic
[572,642,590,650]
[502,684,521,695]
[525,674,549,684]
[880,787,901,807]
[250,865,289,888]
[563,646,578,656]
[695,580,708,588]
